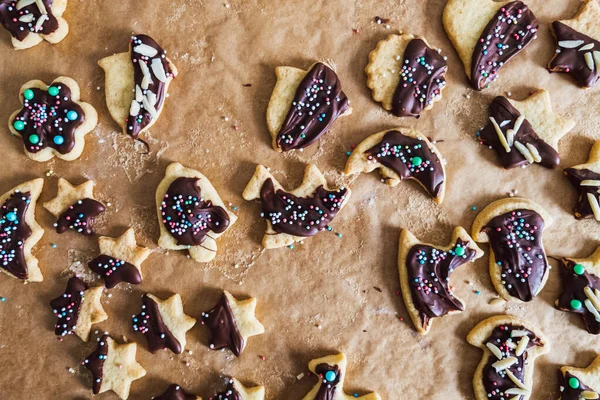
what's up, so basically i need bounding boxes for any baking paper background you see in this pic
[0,0,599,398]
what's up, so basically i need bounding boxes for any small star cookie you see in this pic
[560,355,600,399]
[565,140,600,221]
[210,378,265,400]
[153,384,202,399]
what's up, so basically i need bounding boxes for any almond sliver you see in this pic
[492,357,517,372]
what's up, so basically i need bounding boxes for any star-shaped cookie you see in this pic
[153,384,202,399]
[560,354,600,399]
[211,378,265,400]
[565,140,600,221]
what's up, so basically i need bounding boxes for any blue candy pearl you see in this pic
[6,212,17,222]
[66,111,78,121]
[325,371,336,382]
[53,136,65,145]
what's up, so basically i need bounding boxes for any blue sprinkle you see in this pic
[346,151,351,156]
[233,206,238,211]
[6,212,17,222]
[325,371,337,382]
[471,206,477,211]
[288,245,294,250]
[0,297,5,302]
[51,243,57,248]
[53,135,65,145]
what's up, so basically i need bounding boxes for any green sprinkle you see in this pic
[48,86,59,96]
[454,246,465,256]
[569,377,580,389]
[571,299,582,310]
[29,134,40,144]
[23,89,34,100]
[574,264,585,275]
[13,120,25,131]
[411,156,423,166]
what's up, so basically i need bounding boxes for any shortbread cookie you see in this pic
[398,227,484,334]
[83,334,146,399]
[8,77,98,162]
[548,0,600,88]
[242,164,350,249]
[345,128,446,203]
[556,246,600,334]
[210,378,265,400]
[0,178,44,282]
[156,162,237,262]
[467,315,549,400]
[471,198,553,302]
[88,228,151,288]
[50,276,107,341]
[443,0,539,90]
[43,178,105,236]
[153,384,201,400]
[0,0,69,50]
[132,293,196,354]
[301,353,381,400]
[98,34,177,140]
[565,140,600,221]
[266,62,351,151]
[201,291,264,357]
[365,33,447,118]
[478,90,575,169]
[559,355,600,399]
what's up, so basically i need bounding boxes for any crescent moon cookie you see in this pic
[98,34,177,141]
[0,178,44,282]
[156,162,237,262]
[548,0,600,88]
[200,290,264,357]
[266,62,351,152]
[345,128,446,203]
[209,378,265,400]
[0,0,68,50]
[365,33,447,118]
[242,164,350,249]
[471,198,553,302]
[559,355,600,399]
[398,227,484,335]
[153,384,202,400]
[478,90,575,170]
[49,276,107,341]
[8,77,98,162]
[564,140,600,221]
[301,353,381,400]
[443,0,539,90]
[467,315,549,400]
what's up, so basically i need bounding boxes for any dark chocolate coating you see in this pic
[153,384,198,400]
[0,191,32,280]
[50,276,88,337]
[559,372,595,400]
[313,363,341,400]
[56,198,105,236]
[556,259,600,334]
[201,293,244,357]
[132,294,182,354]
[83,334,109,394]
[0,0,58,41]
[88,254,142,289]
[209,379,242,400]
[564,168,600,220]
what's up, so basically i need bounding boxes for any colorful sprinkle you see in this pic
[13,120,24,131]
[23,89,34,100]
[574,263,585,275]
[48,86,60,96]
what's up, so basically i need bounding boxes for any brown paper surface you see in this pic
[0,0,599,398]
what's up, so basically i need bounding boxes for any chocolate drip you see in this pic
[276,63,349,151]
[132,294,182,354]
[160,177,230,246]
[365,130,444,198]
[564,168,600,220]
[127,34,174,139]
[88,254,141,289]
[549,22,600,88]
[12,84,85,155]
[560,372,596,400]
[83,334,109,394]
[0,0,58,41]
[482,209,547,301]
[392,38,447,117]
[50,276,88,337]
[0,191,32,280]
[258,178,347,237]
[471,1,538,90]
[556,259,600,334]
[154,384,198,400]
[406,238,478,326]
[201,294,244,357]
[479,97,559,169]
[314,364,341,400]
[56,198,105,236]
[210,380,242,400]
[482,325,542,399]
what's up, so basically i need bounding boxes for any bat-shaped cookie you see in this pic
[559,355,600,399]
[565,140,600,221]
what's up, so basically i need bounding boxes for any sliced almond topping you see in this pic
[584,299,600,323]
[18,14,34,23]
[492,356,518,372]
[133,44,158,58]
[129,100,140,117]
[585,52,595,71]
[580,43,595,51]
[584,286,600,310]
[34,14,48,32]
[486,342,503,359]
[139,61,153,89]
[500,120,511,128]
[526,143,542,163]
[142,96,158,119]
[34,0,47,14]
[151,58,168,83]
[595,288,600,299]
[146,91,157,107]
[16,0,35,10]
[510,330,529,338]
[506,129,515,147]
[559,40,585,48]
[587,193,600,221]
[594,51,600,72]
[506,369,528,390]
[515,336,530,357]
[135,85,143,102]
[513,115,525,135]
[514,141,534,163]
[581,180,600,187]
[141,75,151,90]
[505,388,529,395]
[581,390,600,399]
[505,340,517,349]
[490,117,511,152]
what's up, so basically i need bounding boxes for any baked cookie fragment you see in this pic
[398,227,483,334]
[365,33,447,117]
[242,164,350,249]
[565,140,600,221]
[153,384,202,400]
[301,353,381,400]
[467,315,549,400]
[201,290,264,357]
[8,77,98,162]
[559,355,600,399]
[472,198,552,302]
[345,128,446,203]
[266,62,351,151]
[209,378,265,400]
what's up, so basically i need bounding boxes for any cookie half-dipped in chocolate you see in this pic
[210,378,265,400]
[559,355,600,400]
[564,140,600,222]
[56,198,105,236]
[153,384,200,400]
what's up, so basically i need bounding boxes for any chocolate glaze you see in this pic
[482,209,547,301]
[406,238,478,326]
[209,380,242,400]
[201,293,244,357]
[365,130,444,198]
[160,177,230,247]
[479,97,559,169]
[392,38,447,118]
[50,276,88,337]
[56,198,105,236]
[560,372,596,400]
[88,254,141,289]
[154,384,197,400]
[132,294,182,354]
[471,1,538,90]
[556,259,600,334]
[549,22,600,88]
[0,190,32,280]
[127,34,174,139]
[258,178,347,237]
[276,62,349,151]
[83,334,109,394]
[314,363,341,400]
[564,168,600,220]
[13,85,85,155]
[0,0,58,41]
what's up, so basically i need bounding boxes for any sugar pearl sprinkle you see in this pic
[413,243,469,296]
[400,55,446,106]
[52,291,85,336]
[132,305,150,334]
[368,137,434,174]
[0,192,29,268]
[94,257,127,278]
[54,200,89,233]
[161,193,215,238]
[3,0,52,35]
